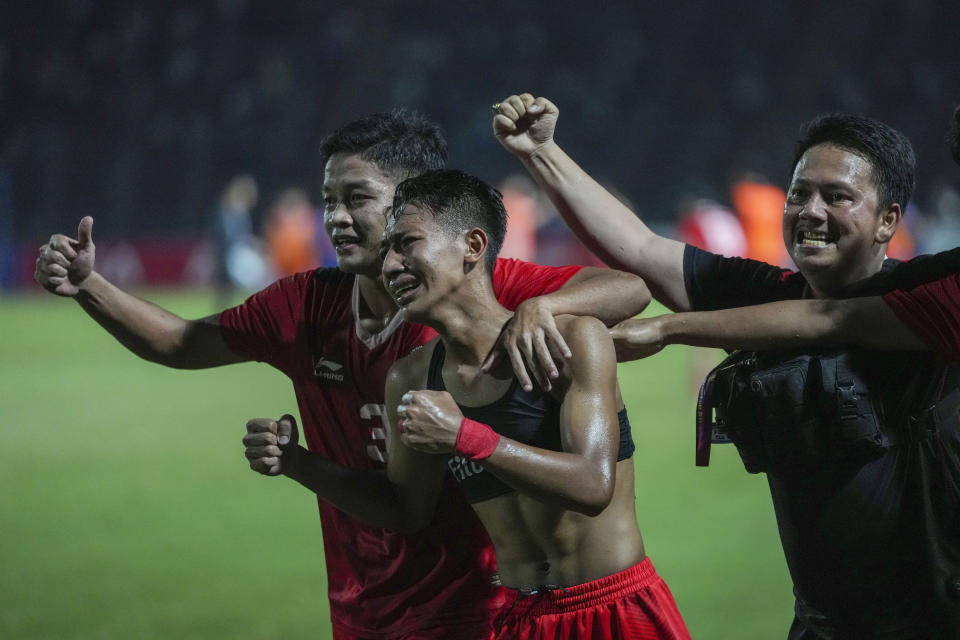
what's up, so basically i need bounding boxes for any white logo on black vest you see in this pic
[448,455,485,482]
[314,356,345,382]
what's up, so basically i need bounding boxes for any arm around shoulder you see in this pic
[550,266,651,325]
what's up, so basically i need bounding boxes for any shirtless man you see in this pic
[378,169,690,639]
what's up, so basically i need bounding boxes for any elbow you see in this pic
[613,273,652,323]
[143,344,191,369]
[149,322,205,369]
[569,471,615,517]
[631,278,652,316]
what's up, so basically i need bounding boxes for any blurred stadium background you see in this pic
[2,1,959,638]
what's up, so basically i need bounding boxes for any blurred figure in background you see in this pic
[263,187,321,277]
[675,197,748,394]
[675,197,747,258]
[730,173,788,266]
[498,174,539,261]
[213,174,268,307]
[0,167,16,290]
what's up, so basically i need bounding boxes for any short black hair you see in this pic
[319,110,447,180]
[391,170,507,275]
[949,104,960,167]
[791,113,916,213]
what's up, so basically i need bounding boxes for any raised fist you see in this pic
[492,93,559,160]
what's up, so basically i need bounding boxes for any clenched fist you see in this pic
[395,390,465,455]
[243,414,300,476]
[492,93,559,160]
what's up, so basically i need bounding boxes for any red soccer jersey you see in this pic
[883,273,960,361]
[219,258,582,639]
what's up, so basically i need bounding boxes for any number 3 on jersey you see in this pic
[360,403,389,465]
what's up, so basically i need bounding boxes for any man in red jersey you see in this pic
[35,110,650,639]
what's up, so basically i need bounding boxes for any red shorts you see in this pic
[492,557,691,640]
[331,616,494,640]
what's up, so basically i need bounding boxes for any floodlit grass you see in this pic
[0,290,792,639]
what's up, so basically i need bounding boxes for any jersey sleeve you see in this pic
[883,274,960,361]
[683,244,804,311]
[492,258,583,310]
[218,272,310,370]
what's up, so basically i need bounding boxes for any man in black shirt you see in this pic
[493,93,960,638]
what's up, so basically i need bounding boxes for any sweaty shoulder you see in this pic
[551,315,618,398]
[557,315,615,369]
[386,337,438,393]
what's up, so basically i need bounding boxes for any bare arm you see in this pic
[482,316,619,515]
[532,266,651,326]
[35,217,244,369]
[611,296,928,361]
[401,317,619,516]
[494,94,690,311]
[485,265,651,391]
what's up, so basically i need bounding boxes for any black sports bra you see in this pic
[426,341,636,503]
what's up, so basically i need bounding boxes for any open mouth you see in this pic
[333,235,361,252]
[389,279,421,306]
[796,230,836,248]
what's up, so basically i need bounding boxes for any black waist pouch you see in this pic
[710,350,886,473]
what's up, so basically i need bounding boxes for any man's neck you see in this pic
[805,255,887,299]
[355,273,399,334]
[428,287,511,366]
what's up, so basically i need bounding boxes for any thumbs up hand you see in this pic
[35,216,97,297]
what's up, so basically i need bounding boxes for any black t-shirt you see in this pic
[684,245,960,639]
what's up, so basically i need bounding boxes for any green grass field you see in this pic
[0,291,793,639]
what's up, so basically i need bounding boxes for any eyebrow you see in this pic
[322,178,379,193]
[791,177,857,190]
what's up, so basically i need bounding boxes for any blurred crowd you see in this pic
[1,1,958,289]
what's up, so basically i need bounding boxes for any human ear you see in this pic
[875,203,901,244]
[463,228,489,267]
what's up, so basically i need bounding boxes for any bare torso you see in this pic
[431,330,646,589]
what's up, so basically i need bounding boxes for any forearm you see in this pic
[659,297,927,351]
[282,446,409,530]
[478,317,616,515]
[481,439,612,516]
[522,142,688,310]
[74,272,238,368]
[539,268,650,326]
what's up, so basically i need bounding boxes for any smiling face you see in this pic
[322,153,400,278]
[380,203,467,320]
[783,143,900,295]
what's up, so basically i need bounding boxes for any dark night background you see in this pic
[2,0,958,258]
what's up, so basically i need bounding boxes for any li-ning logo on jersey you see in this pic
[314,356,345,383]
